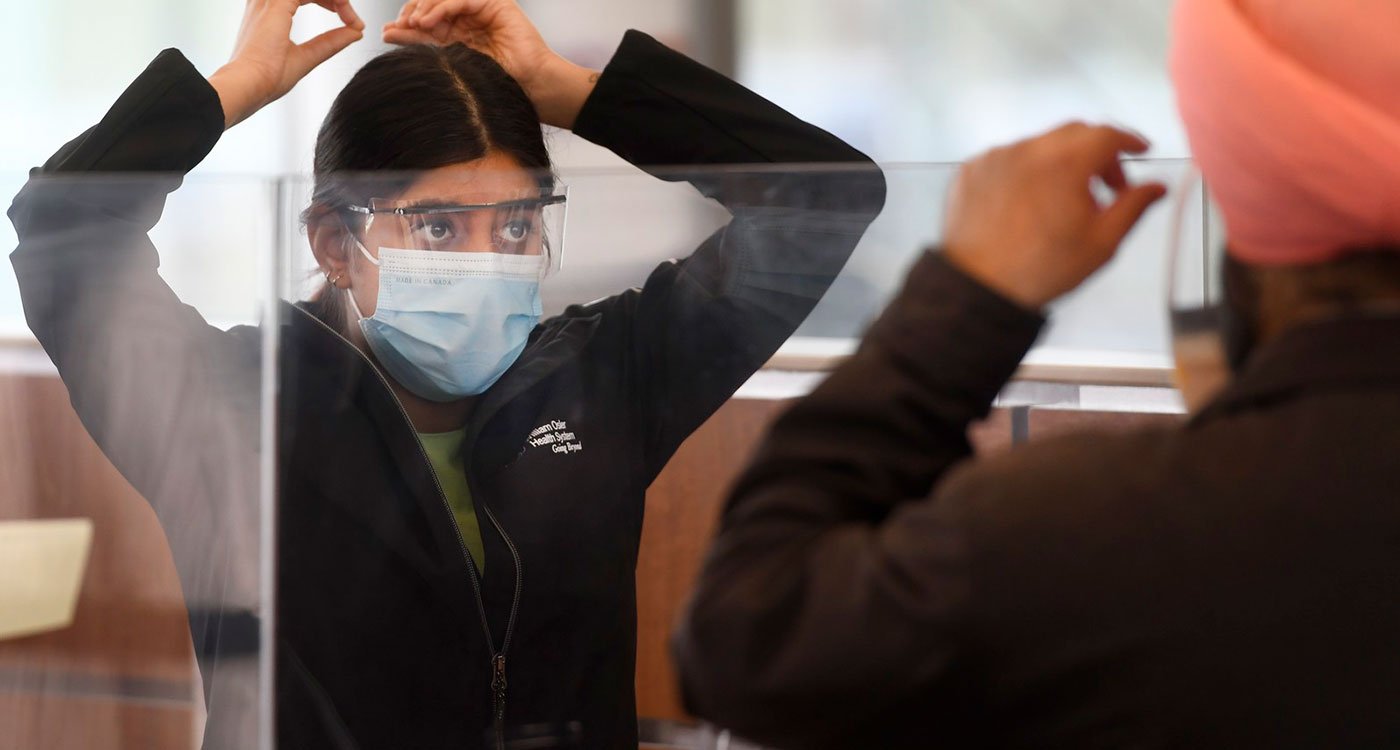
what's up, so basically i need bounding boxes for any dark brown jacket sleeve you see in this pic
[673,250,1044,747]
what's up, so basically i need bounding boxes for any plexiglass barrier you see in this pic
[1,161,1205,749]
[0,174,280,749]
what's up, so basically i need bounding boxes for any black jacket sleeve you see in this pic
[8,51,265,614]
[673,251,1044,747]
[571,31,887,478]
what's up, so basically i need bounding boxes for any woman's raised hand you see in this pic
[383,0,550,86]
[383,0,598,129]
[209,0,366,129]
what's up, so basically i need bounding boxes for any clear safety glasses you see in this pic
[347,187,569,274]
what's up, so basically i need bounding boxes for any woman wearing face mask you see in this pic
[7,0,885,747]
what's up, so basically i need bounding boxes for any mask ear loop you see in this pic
[344,236,380,322]
[354,236,381,267]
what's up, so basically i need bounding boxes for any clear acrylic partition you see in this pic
[0,174,279,749]
[269,161,1207,750]
[282,160,1204,397]
[0,162,1210,750]
[758,159,1205,415]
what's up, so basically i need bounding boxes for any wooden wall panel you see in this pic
[1029,407,1183,439]
[636,398,792,721]
[0,375,198,750]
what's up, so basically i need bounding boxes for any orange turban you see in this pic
[1171,0,1400,265]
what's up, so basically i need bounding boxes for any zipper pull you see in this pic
[491,653,508,723]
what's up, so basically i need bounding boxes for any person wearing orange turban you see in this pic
[675,2,1400,747]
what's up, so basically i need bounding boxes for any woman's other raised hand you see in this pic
[383,0,597,129]
[209,0,366,129]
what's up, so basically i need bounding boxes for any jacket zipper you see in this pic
[469,476,524,747]
[294,307,524,746]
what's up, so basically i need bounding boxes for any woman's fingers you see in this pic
[382,25,438,46]
[293,24,364,75]
[415,0,493,30]
[395,0,419,27]
[430,20,456,43]
[410,0,448,25]
[299,0,364,30]
[335,0,365,31]
[218,0,362,126]
[383,17,467,46]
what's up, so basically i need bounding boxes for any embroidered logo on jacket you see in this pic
[526,420,583,455]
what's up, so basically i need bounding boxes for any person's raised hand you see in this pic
[943,123,1168,311]
[383,0,597,129]
[209,0,366,129]
[383,0,549,83]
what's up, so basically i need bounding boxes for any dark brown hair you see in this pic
[304,43,553,327]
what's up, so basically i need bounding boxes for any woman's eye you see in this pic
[499,220,531,245]
[410,219,456,247]
[426,221,453,241]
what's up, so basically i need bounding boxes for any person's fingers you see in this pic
[1087,124,1151,154]
[382,13,442,41]
[430,20,454,43]
[1088,182,1168,253]
[263,0,317,19]
[294,25,364,74]
[298,0,362,28]
[1071,125,1152,175]
[417,0,491,29]
[1097,159,1129,192]
[1043,120,1092,142]
[335,0,365,31]
[382,26,437,45]
[410,0,446,24]
[396,0,419,27]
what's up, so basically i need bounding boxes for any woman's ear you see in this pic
[308,212,352,289]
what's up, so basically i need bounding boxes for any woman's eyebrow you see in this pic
[398,195,560,212]
[399,198,465,211]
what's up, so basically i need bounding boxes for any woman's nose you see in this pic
[462,213,497,253]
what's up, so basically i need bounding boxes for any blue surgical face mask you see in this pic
[347,242,543,402]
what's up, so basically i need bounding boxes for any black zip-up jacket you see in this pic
[677,251,1400,748]
[9,31,885,749]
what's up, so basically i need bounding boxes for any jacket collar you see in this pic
[283,301,366,411]
[1192,314,1400,424]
